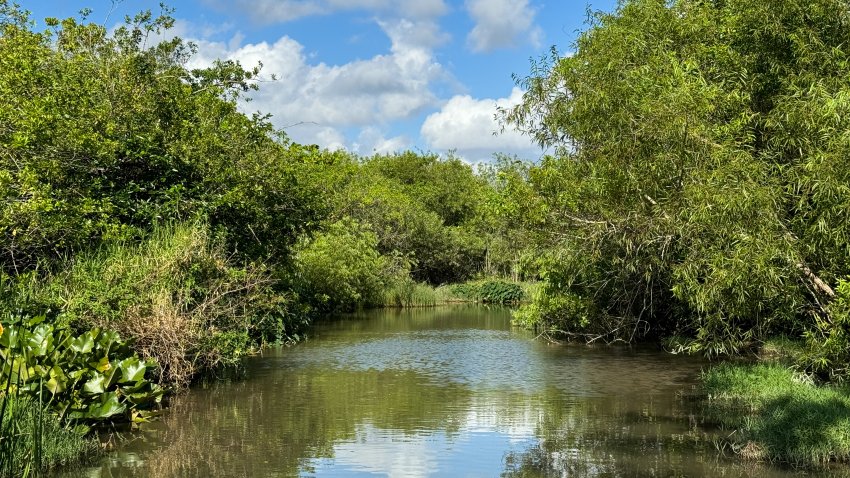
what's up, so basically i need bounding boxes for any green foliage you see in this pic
[801,279,850,380]
[478,281,524,304]
[307,151,490,285]
[448,283,481,301]
[0,317,164,423]
[499,0,850,361]
[703,363,850,467]
[37,222,293,388]
[294,219,398,314]
[0,395,96,478]
[445,280,527,305]
[0,3,318,273]
[382,278,439,308]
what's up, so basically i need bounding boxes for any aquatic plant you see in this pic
[0,316,164,423]
[0,395,95,478]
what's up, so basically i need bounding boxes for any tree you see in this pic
[0,3,319,274]
[501,0,850,358]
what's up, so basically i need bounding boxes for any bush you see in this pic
[41,222,287,388]
[448,283,481,301]
[801,278,850,381]
[478,281,524,304]
[294,219,398,314]
[512,285,591,332]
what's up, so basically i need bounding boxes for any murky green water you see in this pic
[58,306,841,477]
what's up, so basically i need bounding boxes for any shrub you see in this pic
[293,219,396,314]
[448,283,481,301]
[41,222,285,388]
[478,281,524,304]
[801,278,850,381]
[512,286,591,333]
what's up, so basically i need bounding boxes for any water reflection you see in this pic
[56,306,842,477]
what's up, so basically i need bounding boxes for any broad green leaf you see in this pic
[83,373,106,395]
[118,357,146,383]
[87,391,126,419]
[70,333,95,354]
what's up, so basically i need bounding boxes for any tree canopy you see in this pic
[502,0,850,370]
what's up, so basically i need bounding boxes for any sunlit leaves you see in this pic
[499,0,850,361]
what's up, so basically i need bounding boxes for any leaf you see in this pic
[86,391,126,419]
[83,373,106,395]
[70,332,95,354]
[46,365,67,395]
[94,356,112,373]
[118,357,147,383]
[26,324,54,356]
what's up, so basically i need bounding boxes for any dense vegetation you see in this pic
[499,0,850,378]
[0,3,517,474]
[2,0,850,471]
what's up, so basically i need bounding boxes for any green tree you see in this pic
[501,0,850,360]
[0,3,318,274]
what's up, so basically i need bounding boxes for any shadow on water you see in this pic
[54,306,846,477]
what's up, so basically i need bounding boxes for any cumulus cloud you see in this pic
[421,87,541,161]
[184,18,449,148]
[205,0,448,23]
[465,0,541,52]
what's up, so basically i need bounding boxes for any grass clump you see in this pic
[703,362,850,467]
[0,395,96,477]
[446,280,530,305]
[42,222,288,389]
[383,279,440,307]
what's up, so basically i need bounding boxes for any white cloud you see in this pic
[465,0,541,52]
[184,18,449,149]
[207,0,448,23]
[421,87,541,160]
[352,127,410,155]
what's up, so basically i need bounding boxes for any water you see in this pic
[57,306,837,477]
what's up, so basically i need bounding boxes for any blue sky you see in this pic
[23,0,617,161]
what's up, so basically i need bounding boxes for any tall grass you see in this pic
[382,280,440,307]
[381,279,538,308]
[0,396,95,477]
[42,222,280,388]
[703,362,850,467]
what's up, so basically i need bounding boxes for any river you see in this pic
[56,306,834,477]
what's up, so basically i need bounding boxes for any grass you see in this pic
[382,279,539,308]
[702,362,850,467]
[0,395,96,477]
[382,280,441,307]
[40,222,280,388]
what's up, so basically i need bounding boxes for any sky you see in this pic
[22,0,617,162]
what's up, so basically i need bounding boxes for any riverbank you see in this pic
[703,360,850,468]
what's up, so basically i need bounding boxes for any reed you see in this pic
[382,280,439,307]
